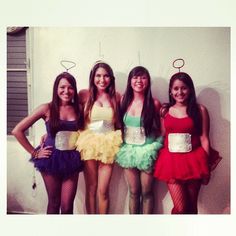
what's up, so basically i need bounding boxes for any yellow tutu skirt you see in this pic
[76,129,122,164]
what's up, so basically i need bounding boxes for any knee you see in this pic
[48,196,61,208]
[61,203,73,214]
[142,189,153,200]
[47,196,61,213]
[98,188,109,200]
[86,183,97,196]
[129,188,141,199]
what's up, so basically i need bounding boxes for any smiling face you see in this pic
[57,78,75,104]
[94,67,111,91]
[170,79,190,104]
[131,73,149,93]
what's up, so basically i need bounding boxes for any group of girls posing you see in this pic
[12,61,221,214]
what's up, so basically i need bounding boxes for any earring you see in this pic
[71,98,75,103]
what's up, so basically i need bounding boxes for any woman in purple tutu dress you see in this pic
[12,72,84,214]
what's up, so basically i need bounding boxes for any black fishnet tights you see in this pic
[41,172,79,214]
[168,180,201,214]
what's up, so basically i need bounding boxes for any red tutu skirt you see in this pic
[154,146,222,185]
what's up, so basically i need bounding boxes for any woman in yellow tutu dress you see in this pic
[76,61,122,214]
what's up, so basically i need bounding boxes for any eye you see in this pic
[172,86,179,91]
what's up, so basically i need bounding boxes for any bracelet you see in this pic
[31,149,39,159]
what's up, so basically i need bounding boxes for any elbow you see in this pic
[11,128,17,137]
[11,126,20,137]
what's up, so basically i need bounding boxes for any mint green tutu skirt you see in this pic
[116,136,163,171]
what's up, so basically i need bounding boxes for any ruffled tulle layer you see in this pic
[116,137,163,171]
[153,146,210,184]
[30,148,84,178]
[76,130,122,164]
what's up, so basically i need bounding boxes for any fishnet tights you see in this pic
[41,172,79,214]
[168,180,201,214]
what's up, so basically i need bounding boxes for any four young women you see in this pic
[12,62,221,214]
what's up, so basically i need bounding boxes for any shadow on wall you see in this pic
[151,76,169,104]
[115,72,128,95]
[197,87,230,214]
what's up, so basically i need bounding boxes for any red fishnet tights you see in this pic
[167,180,201,214]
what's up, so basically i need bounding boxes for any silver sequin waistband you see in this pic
[124,126,146,145]
[88,120,114,133]
[55,131,79,150]
[168,133,192,153]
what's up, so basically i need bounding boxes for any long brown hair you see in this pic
[49,72,84,137]
[84,62,121,129]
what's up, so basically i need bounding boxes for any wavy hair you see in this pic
[84,62,121,129]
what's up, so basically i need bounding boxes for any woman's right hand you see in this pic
[33,145,53,159]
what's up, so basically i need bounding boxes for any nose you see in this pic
[64,87,69,94]
[99,76,105,82]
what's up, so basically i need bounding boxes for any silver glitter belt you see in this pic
[168,133,192,153]
[55,131,79,150]
[124,126,146,145]
[88,120,114,133]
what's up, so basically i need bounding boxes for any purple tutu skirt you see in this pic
[30,146,84,179]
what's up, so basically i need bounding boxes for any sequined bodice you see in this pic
[44,120,79,147]
[164,113,201,149]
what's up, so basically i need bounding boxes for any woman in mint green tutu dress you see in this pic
[116,66,163,214]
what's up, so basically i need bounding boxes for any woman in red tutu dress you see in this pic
[154,70,221,214]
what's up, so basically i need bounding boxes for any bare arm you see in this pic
[78,89,89,106]
[12,103,50,155]
[199,104,210,155]
[154,98,162,113]
[159,106,166,137]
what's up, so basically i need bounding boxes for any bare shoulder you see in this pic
[153,98,162,111]
[32,103,50,119]
[198,104,208,114]
[78,89,89,104]
[115,91,121,102]
[34,103,50,114]
[198,104,210,120]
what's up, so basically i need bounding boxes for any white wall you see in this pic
[7,27,230,214]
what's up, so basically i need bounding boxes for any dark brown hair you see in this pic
[49,72,84,136]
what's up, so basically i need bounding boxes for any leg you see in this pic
[41,172,62,214]
[60,173,79,214]
[124,168,141,214]
[83,160,98,214]
[97,162,113,214]
[167,182,188,214]
[185,180,201,214]
[140,171,154,214]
